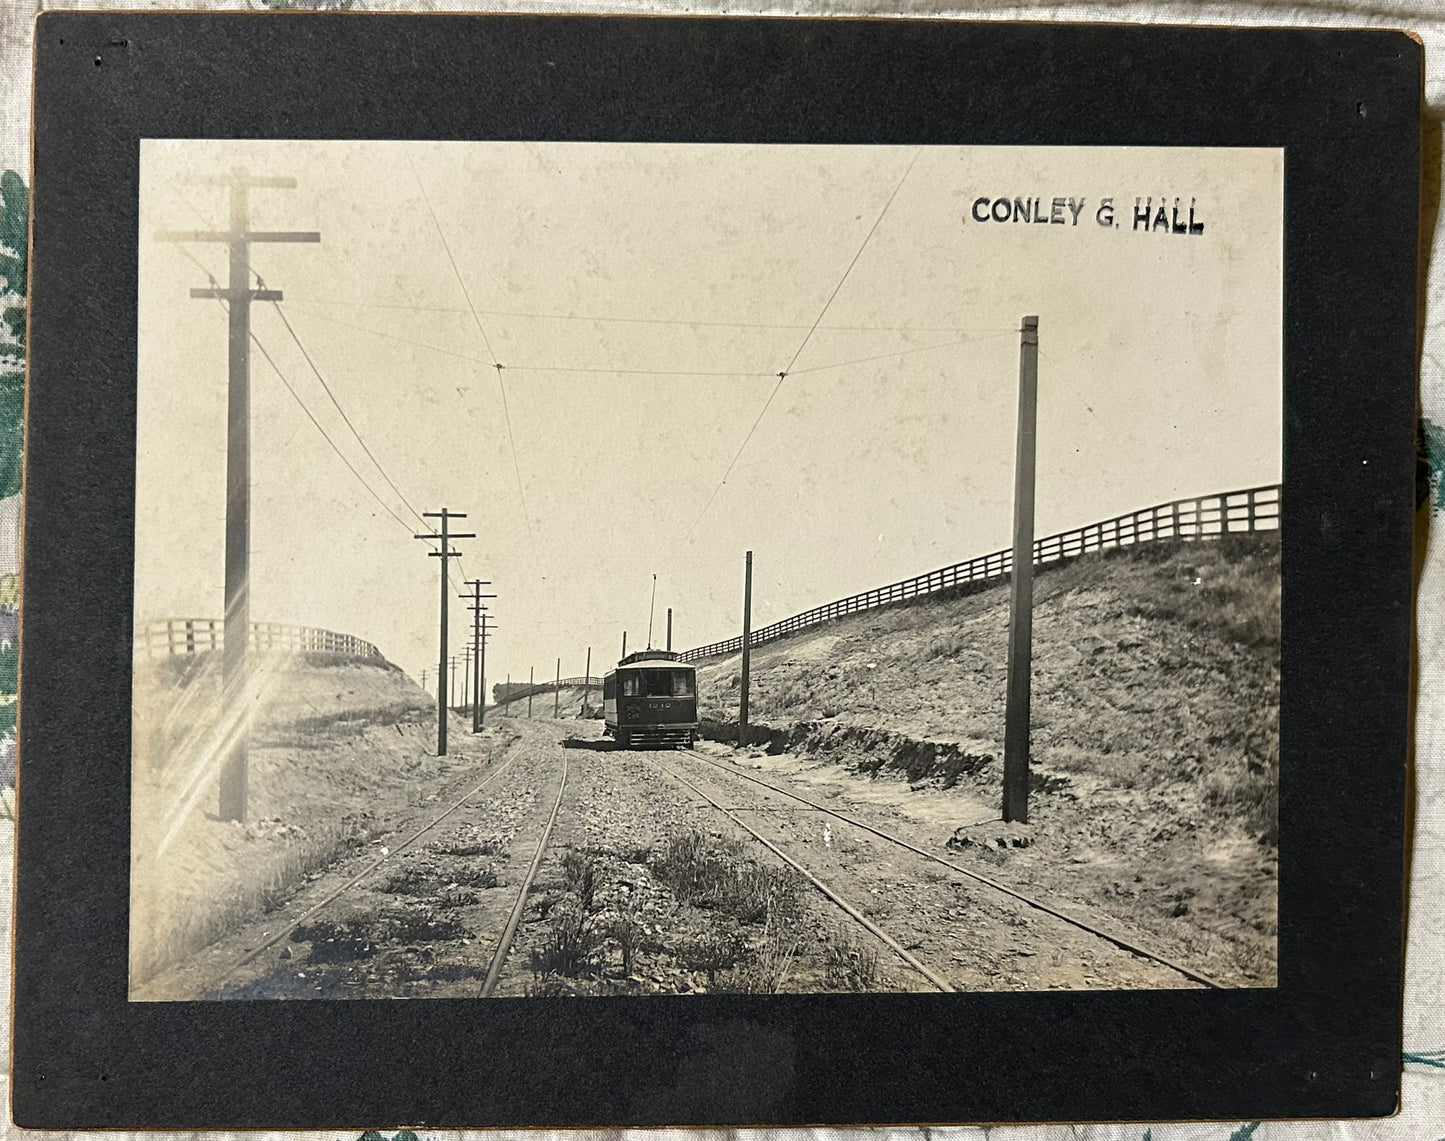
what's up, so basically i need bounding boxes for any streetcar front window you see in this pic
[622,674,642,696]
[637,670,695,696]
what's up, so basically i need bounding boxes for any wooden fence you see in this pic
[494,675,607,705]
[134,619,385,661]
[679,483,1280,662]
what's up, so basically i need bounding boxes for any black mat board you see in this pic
[15,14,1419,1128]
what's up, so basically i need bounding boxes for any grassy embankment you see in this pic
[692,534,1280,984]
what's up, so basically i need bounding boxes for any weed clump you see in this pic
[653,830,803,927]
[529,909,600,979]
[823,926,882,991]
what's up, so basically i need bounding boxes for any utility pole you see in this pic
[463,579,495,733]
[739,550,753,747]
[622,631,627,659]
[478,614,492,729]
[415,508,473,756]
[555,658,561,718]
[528,667,534,718]
[1003,316,1039,824]
[667,608,673,653]
[159,168,319,824]
[421,668,428,694]
[461,648,470,717]
[504,672,511,716]
[583,647,592,709]
[450,656,460,710]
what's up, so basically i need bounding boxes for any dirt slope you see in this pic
[692,535,1280,984]
[130,652,489,990]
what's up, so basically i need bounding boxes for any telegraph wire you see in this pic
[786,331,1018,377]
[283,295,1001,336]
[287,294,1012,383]
[265,297,430,528]
[248,331,421,537]
[159,203,475,612]
[243,260,471,593]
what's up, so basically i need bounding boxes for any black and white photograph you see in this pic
[129,138,1282,1003]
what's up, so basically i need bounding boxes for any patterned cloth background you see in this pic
[0,1,1439,1137]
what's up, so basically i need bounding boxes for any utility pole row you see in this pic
[415,508,473,756]
[463,579,496,732]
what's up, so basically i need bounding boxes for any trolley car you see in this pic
[603,650,699,749]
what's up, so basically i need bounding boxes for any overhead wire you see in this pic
[282,294,999,336]
[677,147,924,550]
[410,159,540,567]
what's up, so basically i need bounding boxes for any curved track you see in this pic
[677,747,1223,990]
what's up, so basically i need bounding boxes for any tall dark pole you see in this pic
[478,615,490,728]
[555,658,561,718]
[415,509,473,756]
[505,672,511,716]
[463,579,495,733]
[1003,316,1039,824]
[622,631,627,659]
[666,608,673,652]
[461,647,471,716]
[528,667,534,718]
[739,550,753,746]
[450,656,459,710]
[160,168,319,823]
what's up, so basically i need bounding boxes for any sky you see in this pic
[135,140,1282,695]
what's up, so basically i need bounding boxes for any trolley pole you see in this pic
[667,608,673,652]
[555,658,561,718]
[622,631,627,659]
[739,550,753,747]
[1003,316,1039,824]
[415,509,474,756]
[159,168,320,824]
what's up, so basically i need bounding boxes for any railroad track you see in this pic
[656,757,953,991]
[211,743,570,997]
[671,747,1223,991]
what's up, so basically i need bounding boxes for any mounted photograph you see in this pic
[129,139,1282,1002]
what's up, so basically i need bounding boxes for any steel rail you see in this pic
[682,748,1224,989]
[481,756,570,997]
[656,760,954,992]
[214,744,519,984]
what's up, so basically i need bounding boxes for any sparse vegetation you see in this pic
[529,908,600,979]
[652,830,803,927]
[823,926,882,991]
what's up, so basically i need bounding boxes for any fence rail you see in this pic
[134,619,385,661]
[494,675,607,705]
[679,483,1280,663]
